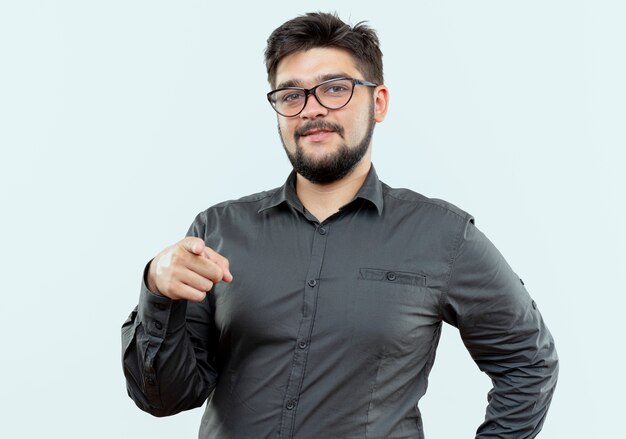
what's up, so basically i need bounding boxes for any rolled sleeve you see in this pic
[442,215,559,438]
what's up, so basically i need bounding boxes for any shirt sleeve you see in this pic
[121,215,219,417]
[441,214,559,439]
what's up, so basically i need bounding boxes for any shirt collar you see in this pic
[257,170,302,214]
[345,164,384,215]
[258,164,384,216]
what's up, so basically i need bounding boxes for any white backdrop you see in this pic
[1,1,624,438]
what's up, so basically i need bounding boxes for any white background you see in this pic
[1,1,624,438]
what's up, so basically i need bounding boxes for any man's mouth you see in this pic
[300,129,335,142]
[302,128,334,137]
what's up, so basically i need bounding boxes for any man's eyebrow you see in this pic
[275,73,352,90]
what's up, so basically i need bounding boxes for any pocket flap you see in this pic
[359,268,426,287]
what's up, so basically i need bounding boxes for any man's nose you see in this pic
[299,94,328,119]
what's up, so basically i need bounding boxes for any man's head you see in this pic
[264,13,388,184]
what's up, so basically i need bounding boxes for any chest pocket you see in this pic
[350,268,431,353]
[357,267,428,308]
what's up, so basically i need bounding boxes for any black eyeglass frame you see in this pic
[266,77,378,117]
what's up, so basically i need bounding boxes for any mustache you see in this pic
[294,121,345,140]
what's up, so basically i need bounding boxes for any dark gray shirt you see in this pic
[122,166,558,439]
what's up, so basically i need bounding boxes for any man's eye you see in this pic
[322,84,350,96]
[282,93,304,103]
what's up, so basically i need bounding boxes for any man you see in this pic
[122,12,558,439]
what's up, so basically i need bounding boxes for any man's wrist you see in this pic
[144,259,162,295]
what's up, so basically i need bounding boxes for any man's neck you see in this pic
[295,158,371,223]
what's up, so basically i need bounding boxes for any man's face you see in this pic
[273,47,387,184]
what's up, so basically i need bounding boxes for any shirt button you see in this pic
[286,400,297,410]
[145,377,155,386]
[155,303,167,311]
[154,321,163,330]
[307,279,317,287]
[532,300,537,310]
[318,227,327,235]
[298,341,307,349]
[386,272,397,281]
[519,278,525,285]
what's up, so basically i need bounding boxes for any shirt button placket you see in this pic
[279,223,330,438]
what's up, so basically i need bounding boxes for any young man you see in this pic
[122,12,558,439]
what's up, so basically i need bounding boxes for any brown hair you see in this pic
[264,12,384,87]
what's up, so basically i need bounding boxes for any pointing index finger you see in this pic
[202,247,233,282]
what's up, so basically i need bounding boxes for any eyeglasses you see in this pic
[267,77,378,117]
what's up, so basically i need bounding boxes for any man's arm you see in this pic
[441,215,558,439]
[121,235,232,417]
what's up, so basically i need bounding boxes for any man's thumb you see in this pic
[181,237,205,255]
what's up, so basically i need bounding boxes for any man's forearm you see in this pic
[121,280,217,417]
[473,314,559,438]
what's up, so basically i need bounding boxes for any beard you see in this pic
[279,106,376,184]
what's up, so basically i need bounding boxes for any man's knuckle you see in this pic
[167,266,179,281]
[170,251,183,264]
[196,278,211,292]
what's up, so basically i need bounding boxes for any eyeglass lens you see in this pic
[270,78,355,116]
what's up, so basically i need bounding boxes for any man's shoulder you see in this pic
[194,186,284,220]
[189,186,282,231]
[381,183,471,221]
[210,187,281,209]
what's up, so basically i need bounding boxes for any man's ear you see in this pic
[373,85,389,123]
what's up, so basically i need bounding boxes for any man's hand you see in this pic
[146,237,233,302]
